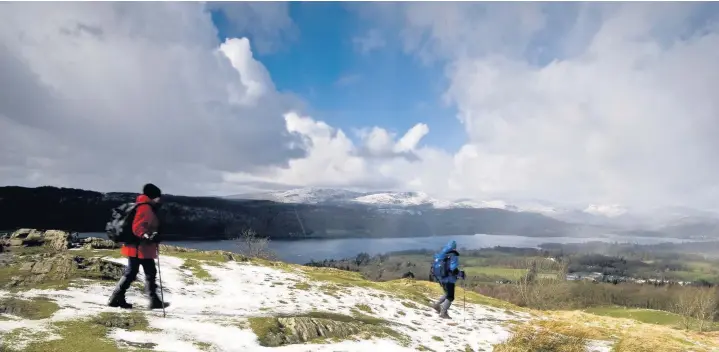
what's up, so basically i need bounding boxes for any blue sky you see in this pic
[211,2,465,152]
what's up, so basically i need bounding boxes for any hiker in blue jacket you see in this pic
[431,240,465,319]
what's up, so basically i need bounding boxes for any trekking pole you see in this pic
[462,276,466,324]
[156,246,166,318]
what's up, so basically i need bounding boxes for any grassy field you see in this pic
[583,306,719,331]
[391,254,529,282]
[584,307,684,326]
[464,266,527,280]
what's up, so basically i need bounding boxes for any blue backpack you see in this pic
[431,252,452,281]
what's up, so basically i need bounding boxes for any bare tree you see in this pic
[693,287,718,332]
[516,257,570,310]
[674,288,697,331]
[236,228,276,260]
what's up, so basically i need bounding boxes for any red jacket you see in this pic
[120,194,159,259]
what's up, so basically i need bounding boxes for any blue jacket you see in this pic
[435,240,460,284]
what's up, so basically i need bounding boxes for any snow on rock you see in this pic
[352,192,445,207]
[233,188,366,205]
[0,253,525,351]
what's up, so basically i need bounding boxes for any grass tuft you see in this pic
[355,304,372,313]
[493,325,587,352]
[0,296,60,320]
[3,311,154,352]
[179,259,216,283]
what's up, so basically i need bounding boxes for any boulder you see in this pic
[9,228,44,246]
[43,230,72,251]
[82,237,120,250]
[75,256,126,281]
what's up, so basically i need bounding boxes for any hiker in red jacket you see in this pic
[108,183,169,310]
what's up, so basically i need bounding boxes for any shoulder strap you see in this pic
[130,202,151,255]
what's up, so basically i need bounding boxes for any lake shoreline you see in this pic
[73,232,697,265]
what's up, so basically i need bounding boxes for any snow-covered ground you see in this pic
[0,254,529,352]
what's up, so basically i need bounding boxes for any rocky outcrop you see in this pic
[81,237,120,250]
[3,252,125,289]
[6,229,119,250]
[43,230,73,250]
[253,316,366,347]
[8,228,73,250]
[9,228,45,246]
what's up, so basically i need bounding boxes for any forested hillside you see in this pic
[0,186,586,240]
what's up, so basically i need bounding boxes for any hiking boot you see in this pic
[432,302,442,314]
[439,300,452,319]
[148,294,170,310]
[432,295,446,314]
[108,294,133,309]
[108,277,133,309]
[145,277,169,310]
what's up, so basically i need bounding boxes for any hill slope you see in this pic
[1,245,718,351]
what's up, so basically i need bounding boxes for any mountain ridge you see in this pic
[0,185,587,240]
[228,187,719,228]
[3,185,718,240]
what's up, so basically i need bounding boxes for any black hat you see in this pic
[142,183,162,199]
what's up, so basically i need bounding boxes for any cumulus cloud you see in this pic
[366,2,719,209]
[3,2,719,212]
[0,2,304,195]
[354,123,429,159]
[223,113,430,191]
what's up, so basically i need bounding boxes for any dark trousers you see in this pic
[441,282,456,301]
[118,257,158,296]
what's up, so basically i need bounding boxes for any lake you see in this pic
[80,233,695,264]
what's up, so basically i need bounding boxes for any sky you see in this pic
[1,2,719,211]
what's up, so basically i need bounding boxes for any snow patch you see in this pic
[0,254,525,351]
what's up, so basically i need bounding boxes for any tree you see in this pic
[236,228,276,260]
[674,288,697,331]
[693,287,718,332]
[515,257,570,310]
[355,252,371,266]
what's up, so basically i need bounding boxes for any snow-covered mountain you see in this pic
[228,187,366,205]
[227,187,719,230]
[229,188,516,210]
[230,187,580,215]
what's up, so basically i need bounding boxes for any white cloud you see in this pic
[250,3,719,210]
[0,2,303,196]
[354,2,719,209]
[3,2,719,212]
[361,127,395,156]
[394,123,429,153]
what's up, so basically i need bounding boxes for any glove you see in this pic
[141,232,161,243]
[452,268,460,276]
[459,270,466,280]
